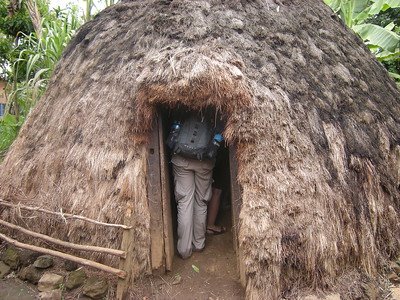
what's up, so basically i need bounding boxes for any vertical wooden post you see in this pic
[147,117,165,273]
[229,144,246,286]
[116,145,150,299]
[116,201,135,300]
[158,115,174,271]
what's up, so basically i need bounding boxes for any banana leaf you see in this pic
[353,23,400,52]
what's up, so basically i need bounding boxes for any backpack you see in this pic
[167,114,219,160]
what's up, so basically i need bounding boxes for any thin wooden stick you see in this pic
[0,200,132,230]
[0,219,126,258]
[0,233,126,278]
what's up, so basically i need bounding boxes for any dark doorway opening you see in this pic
[147,105,245,288]
[160,106,232,247]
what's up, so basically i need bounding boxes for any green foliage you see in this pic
[9,9,81,111]
[0,114,25,159]
[0,1,118,158]
[0,2,82,159]
[324,0,400,86]
[0,1,34,37]
[7,7,81,119]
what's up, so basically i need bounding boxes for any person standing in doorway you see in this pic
[206,144,229,235]
[167,109,223,259]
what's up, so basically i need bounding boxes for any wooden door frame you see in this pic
[147,114,246,286]
[158,114,174,271]
[147,116,166,273]
[229,144,246,286]
[147,114,175,273]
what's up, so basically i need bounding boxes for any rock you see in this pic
[1,246,21,269]
[390,261,400,275]
[19,249,41,267]
[82,277,109,299]
[18,265,43,284]
[66,268,87,290]
[34,255,54,269]
[388,272,400,284]
[38,273,64,292]
[39,289,62,300]
[0,261,11,278]
[64,260,79,271]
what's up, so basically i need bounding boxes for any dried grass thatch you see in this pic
[1,0,400,298]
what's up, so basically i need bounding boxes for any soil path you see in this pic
[131,213,245,299]
[0,277,37,300]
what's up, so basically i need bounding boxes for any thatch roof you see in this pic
[1,0,400,298]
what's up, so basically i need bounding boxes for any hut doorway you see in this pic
[147,108,245,285]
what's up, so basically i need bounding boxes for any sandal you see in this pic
[206,226,226,235]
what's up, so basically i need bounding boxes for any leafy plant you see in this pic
[0,2,82,158]
[0,1,118,157]
[0,114,25,159]
[324,0,400,85]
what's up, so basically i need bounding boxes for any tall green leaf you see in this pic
[353,23,400,51]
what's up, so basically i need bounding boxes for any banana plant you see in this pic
[324,0,399,82]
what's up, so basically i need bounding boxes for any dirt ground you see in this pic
[128,209,244,299]
[130,222,244,299]
[0,212,244,300]
[0,278,38,300]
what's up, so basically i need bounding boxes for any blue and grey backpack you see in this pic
[167,114,221,160]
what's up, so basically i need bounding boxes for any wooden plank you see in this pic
[117,201,136,300]
[147,117,165,273]
[158,115,174,271]
[117,147,151,299]
[229,144,246,286]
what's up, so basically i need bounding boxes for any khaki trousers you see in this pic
[172,155,214,259]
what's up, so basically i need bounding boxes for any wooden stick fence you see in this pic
[0,219,126,258]
[0,233,126,278]
[0,200,132,229]
[0,200,131,281]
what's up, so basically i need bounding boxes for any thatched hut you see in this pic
[1,0,400,298]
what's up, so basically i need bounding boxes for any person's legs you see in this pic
[207,187,224,233]
[173,160,195,259]
[193,163,213,250]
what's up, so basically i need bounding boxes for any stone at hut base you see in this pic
[64,260,79,271]
[0,261,11,278]
[34,255,54,269]
[1,246,21,270]
[39,289,62,300]
[18,265,44,284]
[82,277,109,299]
[19,250,41,267]
[38,273,64,292]
[66,268,87,290]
